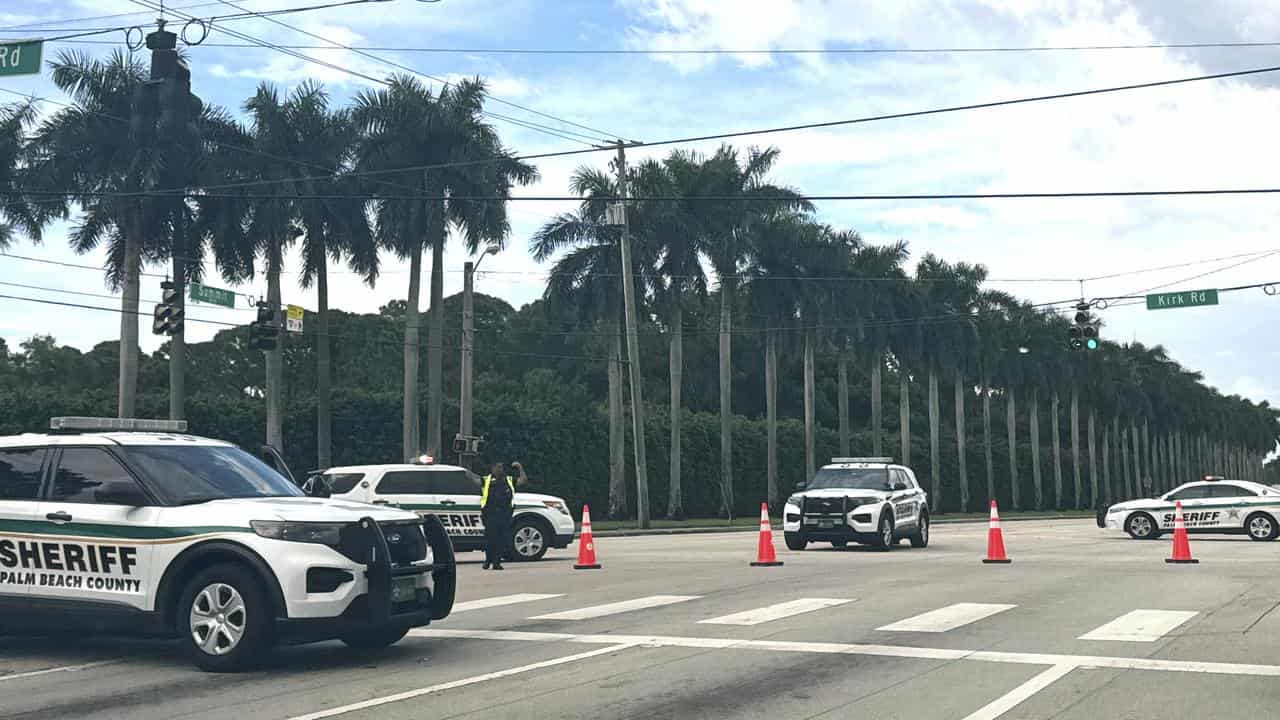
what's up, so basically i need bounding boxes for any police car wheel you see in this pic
[784,532,808,551]
[1244,512,1279,542]
[509,517,550,561]
[178,563,273,672]
[872,515,895,551]
[1125,512,1160,540]
[340,625,410,649]
[909,512,930,548]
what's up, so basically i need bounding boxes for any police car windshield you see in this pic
[807,467,892,491]
[124,445,304,505]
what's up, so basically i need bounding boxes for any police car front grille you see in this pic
[335,521,428,566]
[802,497,848,516]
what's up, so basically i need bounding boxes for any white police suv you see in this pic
[1100,476,1280,541]
[0,418,456,672]
[783,457,929,551]
[308,460,576,561]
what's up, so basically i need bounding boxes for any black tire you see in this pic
[784,532,808,551]
[1125,512,1161,540]
[509,515,552,561]
[177,562,274,672]
[1244,512,1279,542]
[830,539,848,548]
[909,511,930,548]
[871,513,895,552]
[340,625,410,650]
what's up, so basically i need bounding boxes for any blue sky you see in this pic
[2,0,1280,408]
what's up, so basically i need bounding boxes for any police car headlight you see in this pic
[543,500,571,515]
[251,520,345,545]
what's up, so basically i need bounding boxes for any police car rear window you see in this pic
[0,447,44,500]
[378,469,473,495]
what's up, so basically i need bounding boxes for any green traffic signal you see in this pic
[1085,338,1099,351]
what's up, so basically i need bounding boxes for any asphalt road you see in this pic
[4,519,1280,720]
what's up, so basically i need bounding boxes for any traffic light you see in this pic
[151,280,183,336]
[249,302,280,351]
[1069,302,1100,351]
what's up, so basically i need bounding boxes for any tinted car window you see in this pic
[431,470,476,494]
[808,467,892,491]
[51,448,145,504]
[0,448,45,500]
[124,445,303,505]
[1210,484,1257,498]
[1168,485,1210,501]
[377,471,432,495]
[326,473,365,494]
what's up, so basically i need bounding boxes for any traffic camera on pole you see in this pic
[152,281,183,336]
[249,302,280,351]
[1069,302,1099,351]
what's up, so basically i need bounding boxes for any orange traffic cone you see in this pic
[750,502,784,567]
[573,504,602,570]
[982,499,1012,564]
[1166,500,1199,564]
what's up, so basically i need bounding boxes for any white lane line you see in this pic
[285,643,634,720]
[529,595,700,621]
[0,659,120,683]
[1078,609,1199,642]
[877,603,1016,633]
[414,628,1280,677]
[961,664,1076,720]
[452,593,564,613]
[698,598,854,626]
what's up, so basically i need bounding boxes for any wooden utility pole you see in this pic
[612,142,650,528]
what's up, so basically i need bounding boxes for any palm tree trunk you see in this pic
[955,370,968,512]
[266,240,284,452]
[982,375,994,506]
[169,221,185,421]
[1007,386,1020,510]
[425,207,446,457]
[1102,426,1111,504]
[1030,387,1043,510]
[1087,409,1098,508]
[1052,391,1063,509]
[837,349,850,456]
[765,329,778,508]
[117,232,141,418]
[1114,416,1124,498]
[1122,426,1134,498]
[803,329,816,483]
[871,355,883,457]
[928,369,940,512]
[1142,420,1151,495]
[667,304,684,518]
[1070,387,1082,509]
[608,328,626,518]
[316,261,332,470]
[1130,420,1141,496]
[718,281,734,517]
[899,373,910,467]
[402,242,423,460]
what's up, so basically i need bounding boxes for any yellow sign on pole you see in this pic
[286,304,304,333]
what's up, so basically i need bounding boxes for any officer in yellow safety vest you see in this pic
[478,461,527,570]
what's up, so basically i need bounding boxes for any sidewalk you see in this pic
[591,510,1095,537]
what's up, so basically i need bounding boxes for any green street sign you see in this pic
[189,282,236,308]
[1145,288,1219,311]
[0,39,42,77]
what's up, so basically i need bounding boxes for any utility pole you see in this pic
[459,247,497,470]
[611,141,650,528]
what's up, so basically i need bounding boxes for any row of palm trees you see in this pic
[2,54,1275,516]
[535,151,1280,516]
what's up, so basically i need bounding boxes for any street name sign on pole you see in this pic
[1145,289,1219,310]
[0,39,42,76]
[188,282,236,308]
[286,304,304,333]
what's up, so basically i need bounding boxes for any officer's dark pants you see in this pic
[483,510,512,565]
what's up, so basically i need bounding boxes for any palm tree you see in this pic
[0,101,45,250]
[355,75,537,461]
[26,50,206,418]
[532,167,654,518]
[699,145,809,516]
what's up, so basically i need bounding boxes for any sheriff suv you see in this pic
[783,457,929,551]
[308,460,576,561]
[0,418,456,672]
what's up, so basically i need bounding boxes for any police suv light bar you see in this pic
[50,416,189,433]
[831,457,894,464]
[412,454,435,465]
[1203,475,1224,482]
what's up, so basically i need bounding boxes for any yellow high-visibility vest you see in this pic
[481,475,515,509]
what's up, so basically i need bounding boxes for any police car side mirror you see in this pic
[793,481,806,491]
[892,481,908,491]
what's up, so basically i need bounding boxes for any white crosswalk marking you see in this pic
[877,603,1017,633]
[698,598,854,626]
[452,593,564,613]
[530,595,700,621]
[1078,609,1198,642]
